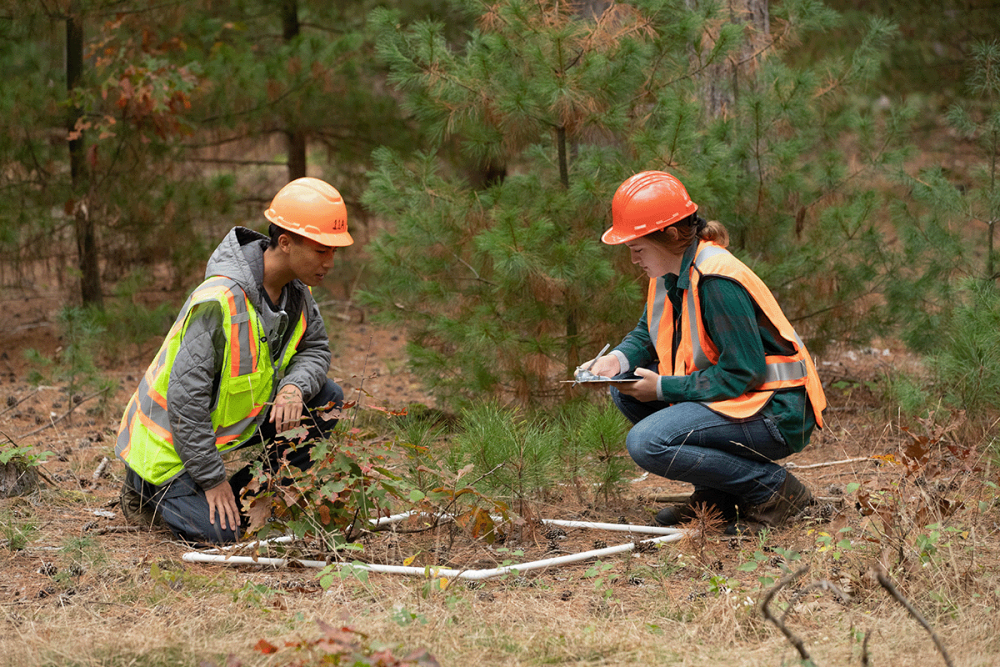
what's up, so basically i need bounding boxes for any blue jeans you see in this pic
[130,378,344,544]
[610,384,790,506]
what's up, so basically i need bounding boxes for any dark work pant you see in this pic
[610,381,791,507]
[127,378,343,545]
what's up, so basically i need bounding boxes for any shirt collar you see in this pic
[674,238,700,290]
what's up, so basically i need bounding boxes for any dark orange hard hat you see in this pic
[264,177,353,247]
[602,171,698,245]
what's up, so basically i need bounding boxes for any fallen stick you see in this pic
[92,525,147,535]
[761,564,813,664]
[876,569,955,667]
[784,457,871,470]
[0,388,42,418]
[91,456,110,488]
[17,388,110,438]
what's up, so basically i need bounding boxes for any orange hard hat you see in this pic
[264,177,353,247]
[601,171,698,245]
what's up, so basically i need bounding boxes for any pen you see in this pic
[585,343,611,373]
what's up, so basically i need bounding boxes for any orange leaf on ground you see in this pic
[253,639,278,654]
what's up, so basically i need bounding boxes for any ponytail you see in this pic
[698,217,729,248]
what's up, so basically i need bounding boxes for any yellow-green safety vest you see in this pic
[115,276,307,485]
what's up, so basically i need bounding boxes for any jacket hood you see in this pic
[204,227,269,307]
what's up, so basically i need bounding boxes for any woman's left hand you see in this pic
[616,367,660,403]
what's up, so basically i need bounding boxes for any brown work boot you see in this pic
[655,488,738,526]
[119,482,164,528]
[745,472,813,527]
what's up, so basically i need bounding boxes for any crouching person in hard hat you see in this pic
[114,177,352,544]
[582,171,827,534]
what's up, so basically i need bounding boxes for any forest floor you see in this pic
[1,284,999,667]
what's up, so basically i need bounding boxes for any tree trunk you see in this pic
[67,2,102,307]
[281,0,307,181]
[687,0,770,119]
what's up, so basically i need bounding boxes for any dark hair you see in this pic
[644,214,729,253]
[268,223,307,249]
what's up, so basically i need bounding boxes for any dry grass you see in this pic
[3,326,1000,667]
[4,481,1000,667]
[5,549,1000,667]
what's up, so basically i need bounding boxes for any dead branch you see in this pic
[91,525,147,535]
[0,388,42,418]
[16,387,110,438]
[761,564,813,664]
[861,629,872,666]
[876,569,955,667]
[785,457,871,470]
[314,298,366,323]
[91,456,110,488]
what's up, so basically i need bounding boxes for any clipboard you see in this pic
[560,378,640,384]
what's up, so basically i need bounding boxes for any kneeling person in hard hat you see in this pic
[582,171,827,533]
[115,177,352,544]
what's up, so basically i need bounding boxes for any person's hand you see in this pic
[270,384,304,434]
[205,481,240,532]
[577,354,621,380]
[616,367,660,403]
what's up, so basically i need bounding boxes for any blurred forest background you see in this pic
[1,0,998,425]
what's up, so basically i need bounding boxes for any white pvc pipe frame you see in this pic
[181,514,687,581]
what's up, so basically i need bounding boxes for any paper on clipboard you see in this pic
[562,369,640,384]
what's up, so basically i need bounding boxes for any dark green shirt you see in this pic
[613,241,818,452]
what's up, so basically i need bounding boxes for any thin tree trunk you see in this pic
[282,0,307,180]
[989,130,997,282]
[687,0,770,119]
[67,2,102,307]
[556,125,579,382]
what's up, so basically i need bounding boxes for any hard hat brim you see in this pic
[316,230,354,247]
[601,225,630,245]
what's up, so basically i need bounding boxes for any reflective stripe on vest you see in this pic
[115,278,308,485]
[646,242,826,426]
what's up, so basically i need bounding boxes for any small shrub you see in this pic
[452,401,560,516]
[927,280,1000,417]
[557,401,631,504]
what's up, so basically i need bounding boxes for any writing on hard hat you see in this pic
[601,171,698,245]
[264,177,354,247]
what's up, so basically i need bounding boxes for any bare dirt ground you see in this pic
[2,283,998,666]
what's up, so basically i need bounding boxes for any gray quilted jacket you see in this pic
[165,227,331,490]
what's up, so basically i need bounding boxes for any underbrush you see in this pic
[174,395,999,666]
[5,310,1000,665]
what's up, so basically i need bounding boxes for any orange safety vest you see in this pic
[646,241,826,427]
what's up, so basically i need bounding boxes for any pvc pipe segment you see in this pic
[181,516,687,581]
